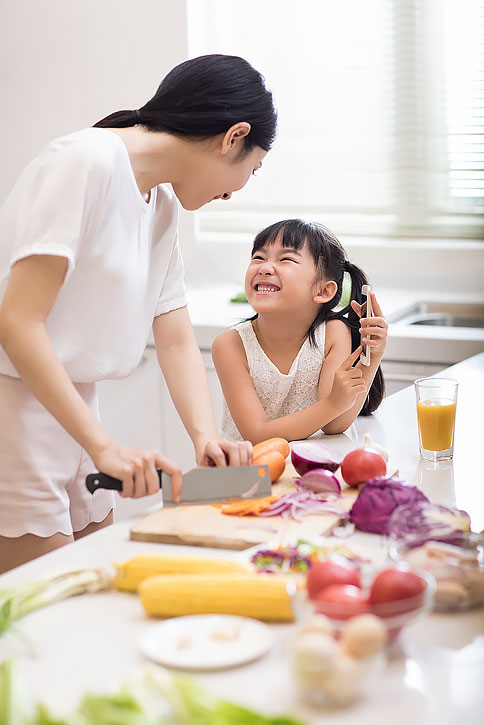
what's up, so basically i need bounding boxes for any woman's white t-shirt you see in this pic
[0,128,186,382]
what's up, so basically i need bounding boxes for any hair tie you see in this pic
[133,109,141,124]
[343,259,351,271]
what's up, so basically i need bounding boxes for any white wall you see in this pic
[0,0,188,202]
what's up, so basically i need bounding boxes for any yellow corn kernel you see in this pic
[139,572,294,622]
[113,554,250,592]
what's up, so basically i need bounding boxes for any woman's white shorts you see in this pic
[0,373,115,538]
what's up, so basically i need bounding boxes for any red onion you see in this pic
[291,442,343,475]
[258,491,348,522]
[297,468,341,495]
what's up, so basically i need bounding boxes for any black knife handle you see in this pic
[86,469,163,494]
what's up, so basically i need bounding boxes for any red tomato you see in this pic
[369,568,427,616]
[314,584,369,621]
[341,448,387,487]
[307,560,361,600]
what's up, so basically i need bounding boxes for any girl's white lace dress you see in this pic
[221,320,326,441]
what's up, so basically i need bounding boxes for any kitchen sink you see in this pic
[390,302,484,329]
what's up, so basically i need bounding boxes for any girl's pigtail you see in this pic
[335,260,385,415]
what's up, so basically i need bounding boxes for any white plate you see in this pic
[139,614,273,671]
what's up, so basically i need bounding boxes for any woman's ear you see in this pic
[313,280,337,305]
[220,122,251,156]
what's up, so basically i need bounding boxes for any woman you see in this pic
[0,54,277,572]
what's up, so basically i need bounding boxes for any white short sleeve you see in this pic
[4,135,110,281]
[154,233,187,316]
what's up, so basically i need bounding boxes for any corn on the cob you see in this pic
[139,572,294,621]
[113,554,250,592]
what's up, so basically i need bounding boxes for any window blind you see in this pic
[187,0,484,239]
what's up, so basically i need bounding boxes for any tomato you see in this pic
[314,584,369,621]
[341,448,386,487]
[307,560,361,600]
[369,568,427,616]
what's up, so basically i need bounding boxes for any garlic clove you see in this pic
[362,434,388,462]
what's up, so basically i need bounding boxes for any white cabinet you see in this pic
[158,349,223,473]
[96,346,224,520]
[96,347,164,521]
[381,360,446,396]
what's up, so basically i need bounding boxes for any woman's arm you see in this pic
[0,255,182,499]
[152,308,252,466]
[321,294,388,434]
[212,328,364,444]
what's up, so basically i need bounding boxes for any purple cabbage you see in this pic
[349,476,429,535]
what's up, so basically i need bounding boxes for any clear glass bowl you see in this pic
[289,565,436,643]
[389,531,484,612]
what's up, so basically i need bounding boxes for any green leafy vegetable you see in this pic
[0,660,307,725]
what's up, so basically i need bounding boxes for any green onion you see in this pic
[0,569,112,636]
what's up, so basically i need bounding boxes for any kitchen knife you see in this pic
[85,464,272,506]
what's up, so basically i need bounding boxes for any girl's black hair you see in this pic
[93,54,277,153]
[249,219,385,415]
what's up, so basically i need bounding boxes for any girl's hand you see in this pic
[328,346,367,413]
[92,443,183,502]
[351,293,388,360]
[197,438,253,467]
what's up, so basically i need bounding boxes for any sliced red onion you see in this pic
[297,468,341,495]
[258,491,348,522]
[291,441,343,475]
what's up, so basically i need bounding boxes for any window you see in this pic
[188,0,484,239]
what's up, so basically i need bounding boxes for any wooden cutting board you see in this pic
[130,463,358,550]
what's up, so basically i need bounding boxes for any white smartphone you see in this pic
[360,284,372,366]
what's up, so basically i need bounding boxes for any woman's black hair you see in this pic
[248,219,385,415]
[94,54,277,153]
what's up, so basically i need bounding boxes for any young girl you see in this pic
[212,219,387,443]
[0,54,276,571]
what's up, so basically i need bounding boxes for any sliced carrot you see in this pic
[253,437,290,461]
[220,495,280,516]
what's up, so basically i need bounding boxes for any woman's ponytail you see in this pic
[93,54,277,152]
[335,260,385,415]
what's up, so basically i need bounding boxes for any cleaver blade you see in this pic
[85,464,272,505]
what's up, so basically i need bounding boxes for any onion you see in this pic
[259,490,348,522]
[298,468,341,495]
[291,442,343,476]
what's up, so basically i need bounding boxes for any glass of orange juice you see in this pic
[414,378,458,461]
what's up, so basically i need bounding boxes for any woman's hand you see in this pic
[327,346,367,414]
[197,438,253,467]
[92,443,183,502]
[351,293,388,360]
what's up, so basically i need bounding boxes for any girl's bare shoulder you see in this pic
[212,328,246,361]
[324,318,352,352]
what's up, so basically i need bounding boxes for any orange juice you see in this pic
[416,398,456,451]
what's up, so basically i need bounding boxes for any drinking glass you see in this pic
[414,378,458,461]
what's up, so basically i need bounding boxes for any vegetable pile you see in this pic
[0,660,307,725]
[250,539,368,574]
[258,491,348,522]
[349,477,429,535]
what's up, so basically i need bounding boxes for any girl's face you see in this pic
[172,130,267,210]
[245,237,324,315]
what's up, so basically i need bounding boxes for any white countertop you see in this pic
[1,354,483,723]
[185,285,484,364]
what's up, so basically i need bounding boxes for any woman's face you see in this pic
[172,141,267,211]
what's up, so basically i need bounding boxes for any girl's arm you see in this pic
[152,307,252,466]
[0,255,182,499]
[321,294,388,434]
[212,328,364,444]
